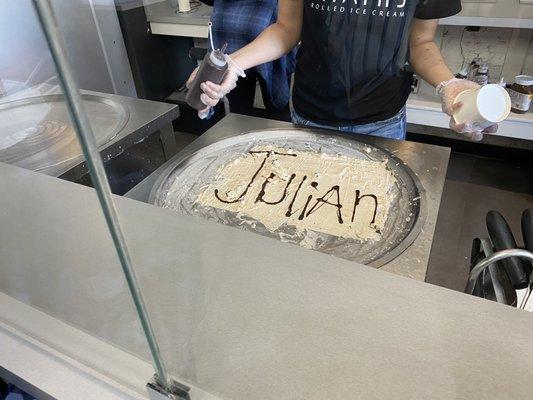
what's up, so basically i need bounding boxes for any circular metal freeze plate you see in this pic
[0,94,129,171]
[150,129,426,267]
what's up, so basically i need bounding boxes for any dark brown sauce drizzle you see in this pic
[306,185,344,224]
[213,150,381,229]
[255,173,297,205]
[286,175,307,217]
[214,152,271,204]
[297,182,319,220]
[351,190,378,224]
[214,150,295,204]
[249,150,297,158]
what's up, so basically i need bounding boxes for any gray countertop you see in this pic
[127,114,451,281]
[145,1,212,26]
[1,161,533,399]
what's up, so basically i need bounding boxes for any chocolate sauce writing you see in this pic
[196,147,396,241]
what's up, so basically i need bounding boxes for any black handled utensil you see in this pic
[469,238,517,306]
[486,211,532,289]
[519,209,533,309]
[522,209,533,252]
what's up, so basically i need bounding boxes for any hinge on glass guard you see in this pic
[147,375,191,400]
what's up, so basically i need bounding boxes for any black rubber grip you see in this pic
[486,210,531,289]
[522,209,533,253]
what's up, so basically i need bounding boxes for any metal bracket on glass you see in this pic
[147,375,191,400]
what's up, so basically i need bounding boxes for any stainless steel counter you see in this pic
[61,90,179,181]
[127,114,450,281]
[0,89,179,181]
[1,161,533,400]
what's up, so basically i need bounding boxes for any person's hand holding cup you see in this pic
[437,79,507,142]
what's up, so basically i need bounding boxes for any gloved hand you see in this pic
[185,55,245,119]
[437,78,498,142]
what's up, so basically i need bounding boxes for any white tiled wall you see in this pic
[440,26,533,84]
[441,26,511,80]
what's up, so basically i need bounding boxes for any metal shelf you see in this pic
[406,92,533,141]
[440,16,533,29]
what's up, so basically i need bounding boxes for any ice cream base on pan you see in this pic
[195,146,397,242]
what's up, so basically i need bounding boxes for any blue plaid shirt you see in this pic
[210,0,296,110]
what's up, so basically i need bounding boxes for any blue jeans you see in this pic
[291,107,407,140]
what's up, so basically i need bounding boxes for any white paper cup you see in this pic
[178,0,191,12]
[453,84,511,131]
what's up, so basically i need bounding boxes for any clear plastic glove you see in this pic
[185,56,245,119]
[437,78,498,142]
[185,67,209,119]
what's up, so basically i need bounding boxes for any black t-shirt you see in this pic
[293,0,462,125]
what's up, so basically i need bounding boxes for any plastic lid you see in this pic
[209,50,227,68]
[515,75,533,86]
[477,84,511,123]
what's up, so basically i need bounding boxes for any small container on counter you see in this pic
[455,67,469,80]
[468,57,483,80]
[178,0,191,12]
[473,63,489,87]
[508,75,533,114]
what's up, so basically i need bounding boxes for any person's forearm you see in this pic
[231,23,300,71]
[409,41,454,87]
[230,0,302,71]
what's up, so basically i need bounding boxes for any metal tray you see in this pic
[149,129,426,267]
[0,94,129,171]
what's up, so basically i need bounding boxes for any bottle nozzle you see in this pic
[208,22,215,52]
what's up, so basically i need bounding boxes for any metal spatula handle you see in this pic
[466,249,533,295]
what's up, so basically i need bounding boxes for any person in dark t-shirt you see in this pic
[189,0,496,141]
[198,0,296,118]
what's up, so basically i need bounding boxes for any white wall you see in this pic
[0,0,136,97]
[439,25,533,83]
[523,37,533,74]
